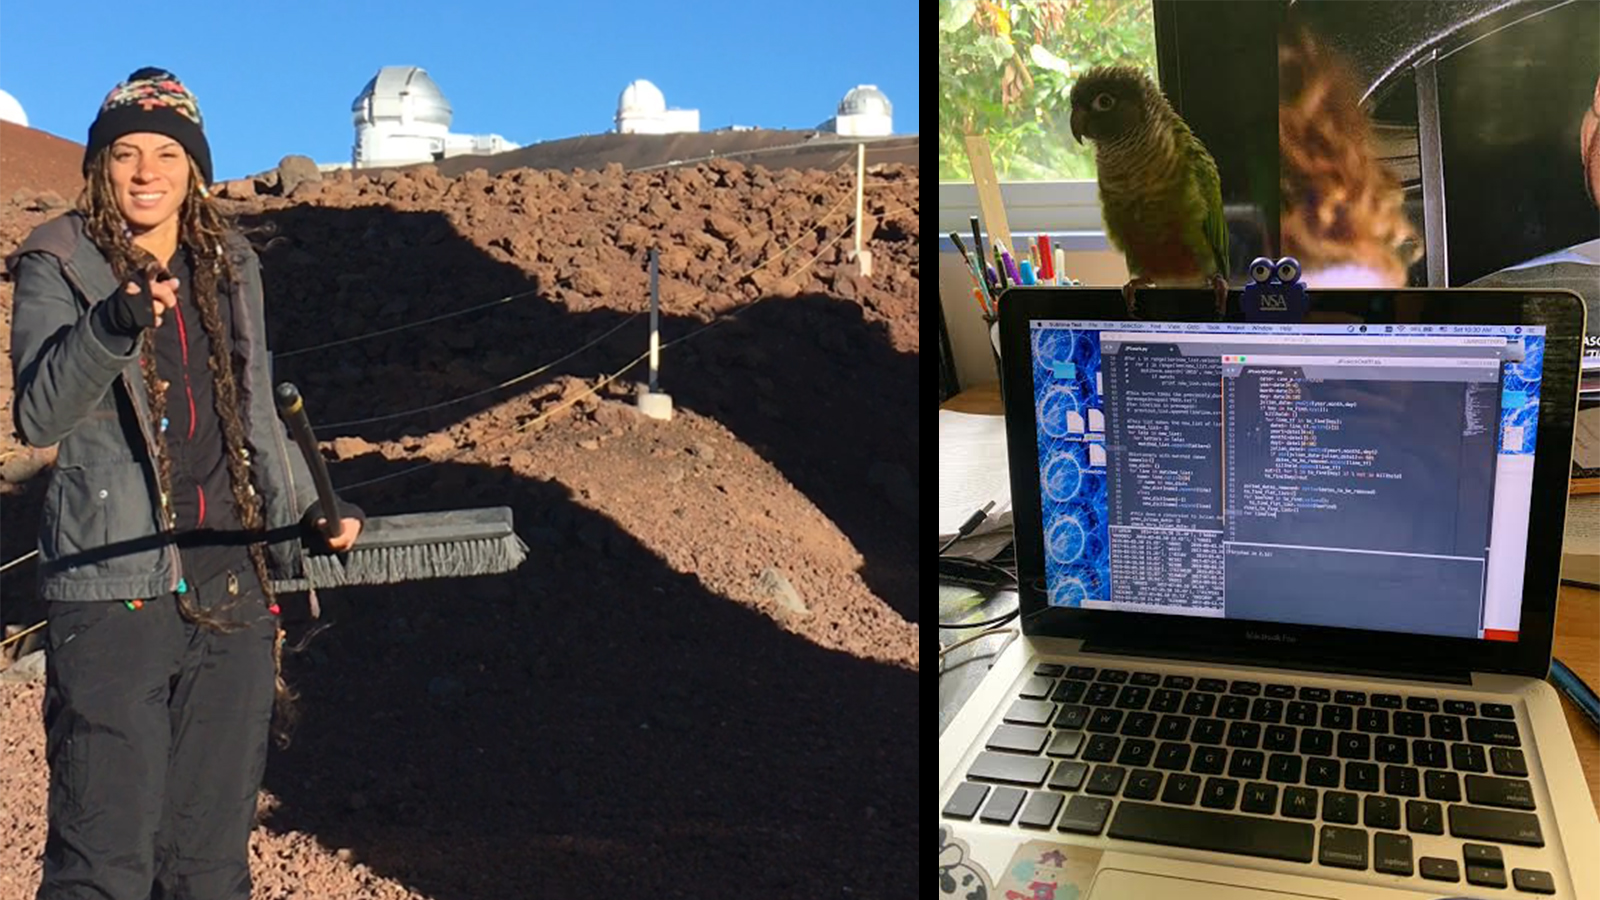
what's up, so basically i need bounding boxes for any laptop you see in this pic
[938,284,1596,898]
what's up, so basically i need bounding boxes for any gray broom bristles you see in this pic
[268,508,529,594]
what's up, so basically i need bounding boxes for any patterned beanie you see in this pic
[84,67,213,186]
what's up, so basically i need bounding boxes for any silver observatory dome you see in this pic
[352,66,453,128]
[838,85,891,118]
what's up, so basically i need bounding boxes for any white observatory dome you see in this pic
[838,85,892,118]
[351,66,453,129]
[618,79,667,117]
[0,90,27,128]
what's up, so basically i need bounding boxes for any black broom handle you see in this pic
[274,382,341,538]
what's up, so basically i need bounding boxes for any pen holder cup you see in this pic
[985,314,1004,396]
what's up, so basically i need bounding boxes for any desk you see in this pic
[942,384,1600,817]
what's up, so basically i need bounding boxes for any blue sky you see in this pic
[0,0,917,182]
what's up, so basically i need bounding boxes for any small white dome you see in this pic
[352,66,453,128]
[618,79,666,117]
[838,84,891,118]
[0,89,27,127]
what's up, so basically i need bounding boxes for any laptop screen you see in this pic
[1027,320,1546,642]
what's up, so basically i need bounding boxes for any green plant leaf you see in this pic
[941,0,976,32]
[977,34,1014,69]
[1029,43,1073,77]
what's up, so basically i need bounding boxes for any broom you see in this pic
[267,382,528,594]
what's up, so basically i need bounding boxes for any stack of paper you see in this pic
[940,409,1013,541]
[1563,493,1599,588]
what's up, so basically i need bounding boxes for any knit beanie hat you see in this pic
[84,67,213,186]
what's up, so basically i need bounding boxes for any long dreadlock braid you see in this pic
[78,146,299,747]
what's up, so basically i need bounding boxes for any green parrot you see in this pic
[1068,65,1229,312]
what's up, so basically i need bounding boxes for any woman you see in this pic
[7,68,364,899]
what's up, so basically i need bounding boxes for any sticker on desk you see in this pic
[995,841,1103,900]
[938,826,994,899]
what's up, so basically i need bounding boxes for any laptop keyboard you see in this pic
[942,662,1558,894]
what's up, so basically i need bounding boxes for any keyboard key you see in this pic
[1374,736,1408,764]
[1017,790,1064,829]
[1464,774,1535,810]
[1051,680,1088,703]
[1056,794,1114,834]
[1085,684,1119,707]
[1337,733,1370,761]
[1156,715,1192,742]
[1406,799,1444,834]
[1249,698,1284,724]
[1192,718,1226,745]
[1443,699,1476,716]
[1056,705,1090,729]
[1479,702,1514,720]
[980,786,1027,824]
[1017,676,1054,700]
[1425,770,1461,802]
[1130,671,1161,687]
[1124,769,1163,800]
[1322,790,1358,824]
[1182,693,1217,717]
[1393,712,1425,737]
[1241,782,1278,814]
[1511,868,1556,894]
[1047,730,1085,758]
[1087,765,1126,796]
[1466,718,1520,747]
[1373,832,1413,877]
[1192,746,1227,775]
[1282,786,1318,819]
[1370,693,1402,709]
[1428,714,1463,742]
[1346,762,1379,792]
[1364,794,1400,829]
[1149,689,1183,713]
[1217,696,1250,720]
[1267,754,1303,784]
[1116,738,1155,768]
[1420,857,1460,882]
[1265,683,1296,699]
[1466,864,1507,889]
[1413,740,1446,769]
[1357,708,1389,734]
[1228,750,1265,781]
[1162,772,1201,805]
[1406,696,1439,713]
[1263,725,1296,753]
[1108,801,1315,863]
[1298,687,1331,703]
[1087,708,1124,733]
[1463,842,1503,868]
[943,782,988,819]
[1197,678,1227,693]
[1300,729,1334,756]
[1226,722,1262,749]
[1005,699,1055,726]
[1082,735,1120,762]
[1452,743,1487,772]
[986,724,1050,755]
[1286,701,1318,727]
[1049,760,1089,791]
[1067,665,1096,680]
[1097,669,1128,684]
[1154,742,1192,771]
[1230,681,1261,697]
[969,751,1051,786]
[1321,706,1352,730]
[1335,690,1366,706]
[1490,747,1527,777]
[1034,663,1066,678]
[1306,757,1340,787]
[1318,824,1368,870]
[1121,712,1157,738]
[1162,675,1194,690]
[1384,765,1419,797]
[1115,686,1151,710]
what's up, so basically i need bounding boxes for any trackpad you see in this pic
[1088,868,1336,899]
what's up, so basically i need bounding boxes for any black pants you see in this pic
[36,577,276,900]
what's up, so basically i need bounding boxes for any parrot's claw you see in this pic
[1121,277,1154,316]
[1211,273,1229,316]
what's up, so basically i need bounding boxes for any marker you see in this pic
[969,216,987,279]
[1038,234,1053,281]
[1019,260,1035,285]
[994,246,1008,289]
[949,232,972,267]
[986,265,999,290]
[1002,250,1021,286]
[1054,247,1066,285]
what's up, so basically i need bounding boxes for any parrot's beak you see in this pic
[1070,108,1086,144]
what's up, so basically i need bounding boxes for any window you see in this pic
[938,0,1158,234]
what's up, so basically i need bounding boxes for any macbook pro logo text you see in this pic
[1245,630,1296,643]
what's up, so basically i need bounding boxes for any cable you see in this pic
[939,501,996,555]
[1,550,38,573]
[938,625,1018,660]
[0,619,44,651]
[274,287,544,358]
[938,610,1019,630]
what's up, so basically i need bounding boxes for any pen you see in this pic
[969,255,994,314]
[994,246,1008,289]
[970,216,987,280]
[986,265,999,290]
[1038,234,1053,281]
[949,232,972,268]
[1002,250,1021,286]
[1550,657,1600,733]
[1019,259,1035,285]
[1054,247,1066,285]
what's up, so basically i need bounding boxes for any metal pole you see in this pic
[648,247,660,393]
[854,143,865,260]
